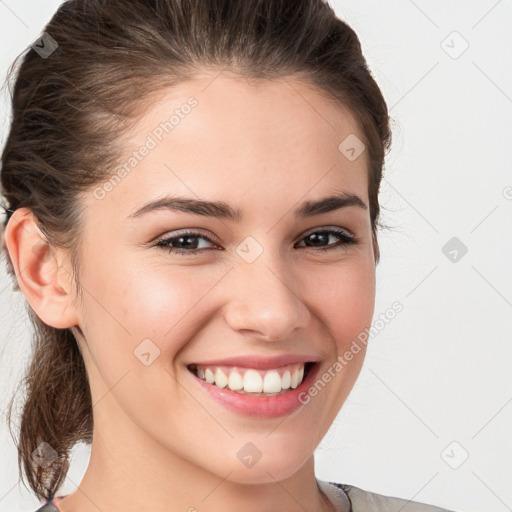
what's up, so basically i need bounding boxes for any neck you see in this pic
[56,415,338,512]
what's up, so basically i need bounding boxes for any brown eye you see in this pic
[296,228,357,251]
[155,231,217,255]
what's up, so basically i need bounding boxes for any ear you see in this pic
[3,208,80,329]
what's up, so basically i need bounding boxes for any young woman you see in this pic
[1,1,459,511]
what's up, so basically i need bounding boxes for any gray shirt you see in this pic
[320,480,457,511]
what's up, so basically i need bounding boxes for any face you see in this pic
[71,73,376,484]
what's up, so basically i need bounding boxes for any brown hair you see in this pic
[0,0,391,502]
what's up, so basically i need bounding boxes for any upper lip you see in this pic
[187,354,320,370]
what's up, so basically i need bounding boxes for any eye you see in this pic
[154,230,217,256]
[295,228,357,251]
[154,227,357,256]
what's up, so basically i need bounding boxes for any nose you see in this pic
[223,255,310,342]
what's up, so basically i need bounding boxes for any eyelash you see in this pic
[154,228,358,256]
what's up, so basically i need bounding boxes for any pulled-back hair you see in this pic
[0,0,391,501]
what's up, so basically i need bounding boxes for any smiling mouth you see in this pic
[187,361,317,396]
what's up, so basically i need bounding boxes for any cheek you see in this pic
[86,259,232,375]
[304,257,375,350]
[111,265,219,347]
[76,254,212,373]
[75,260,220,416]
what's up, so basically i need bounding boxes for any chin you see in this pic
[221,448,312,485]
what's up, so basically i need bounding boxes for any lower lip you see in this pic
[189,363,321,418]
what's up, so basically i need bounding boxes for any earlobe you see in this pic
[3,208,80,329]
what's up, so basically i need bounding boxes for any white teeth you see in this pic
[243,369,263,392]
[290,368,300,388]
[281,370,291,389]
[192,362,309,394]
[291,366,304,389]
[205,368,215,384]
[263,370,281,393]
[214,368,228,388]
[228,370,243,390]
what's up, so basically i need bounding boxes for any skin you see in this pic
[4,73,376,512]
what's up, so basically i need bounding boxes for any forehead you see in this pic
[86,73,369,220]
[144,72,366,154]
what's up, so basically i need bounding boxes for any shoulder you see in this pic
[330,482,458,512]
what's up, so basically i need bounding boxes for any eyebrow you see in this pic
[127,192,367,221]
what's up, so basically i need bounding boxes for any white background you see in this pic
[1,1,511,511]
